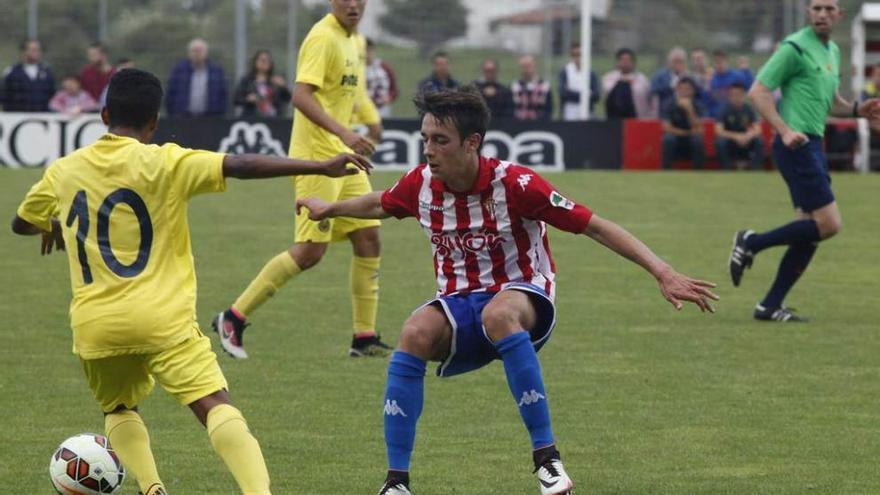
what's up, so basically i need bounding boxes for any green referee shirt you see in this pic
[757,27,840,137]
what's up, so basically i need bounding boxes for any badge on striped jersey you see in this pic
[549,191,574,210]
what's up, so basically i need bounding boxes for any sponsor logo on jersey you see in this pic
[341,74,359,87]
[383,399,407,417]
[549,191,574,210]
[517,389,546,407]
[419,200,449,212]
[431,229,505,257]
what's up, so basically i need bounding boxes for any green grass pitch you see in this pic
[1,169,878,494]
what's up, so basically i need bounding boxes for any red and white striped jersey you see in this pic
[380,156,593,298]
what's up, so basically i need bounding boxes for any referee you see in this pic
[729,0,880,321]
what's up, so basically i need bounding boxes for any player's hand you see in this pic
[41,218,65,256]
[321,153,373,177]
[781,129,808,149]
[295,197,334,221]
[858,99,880,120]
[656,269,719,313]
[341,129,376,156]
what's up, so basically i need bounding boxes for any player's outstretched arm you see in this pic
[296,191,390,221]
[10,216,65,255]
[584,215,718,312]
[293,82,376,156]
[222,152,371,180]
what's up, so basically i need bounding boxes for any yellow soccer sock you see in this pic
[104,410,164,495]
[207,404,271,495]
[233,251,301,318]
[351,256,381,333]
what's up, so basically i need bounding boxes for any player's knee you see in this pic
[398,320,441,361]
[819,217,842,239]
[288,244,326,270]
[351,228,381,257]
[481,304,521,342]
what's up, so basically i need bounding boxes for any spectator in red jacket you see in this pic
[365,38,398,118]
[79,42,115,101]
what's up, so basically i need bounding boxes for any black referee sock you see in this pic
[745,219,821,254]
[760,242,818,309]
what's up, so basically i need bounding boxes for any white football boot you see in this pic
[377,482,412,495]
[536,458,574,495]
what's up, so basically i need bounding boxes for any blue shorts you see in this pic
[772,135,835,213]
[420,283,557,378]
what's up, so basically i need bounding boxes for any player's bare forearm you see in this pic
[292,83,349,138]
[584,215,719,312]
[583,215,671,280]
[222,153,370,179]
[11,216,66,255]
[366,123,383,143]
[749,82,790,135]
[297,191,390,221]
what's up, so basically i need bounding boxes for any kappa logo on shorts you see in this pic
[219,122,286,156]
[517,389,546,407]
[383,399,408,417]
[317,219,331,232]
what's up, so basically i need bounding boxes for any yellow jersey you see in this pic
[291,13,365,159]
[16,133,226,359]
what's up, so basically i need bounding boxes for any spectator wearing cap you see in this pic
[417,51,459,96]
[709,50,749,118]
[559,43,600,120]
[1,39,55,112]
[79,42,115,101]
[661,77,706,170]
[49,75,98,115]
[166,38,228,117]
[474,58,514,122]
[715,81,764,170]
[602,48,651,119]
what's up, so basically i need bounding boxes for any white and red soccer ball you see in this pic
[49,433,126,494]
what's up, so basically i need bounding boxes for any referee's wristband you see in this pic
[853,101,860,118]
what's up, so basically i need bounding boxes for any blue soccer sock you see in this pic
[495,332,554,450]
[760,242,818,309]
[384,351,426,472]
[745,219,821,254]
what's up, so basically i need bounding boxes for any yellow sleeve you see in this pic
[165,144,227,198]
[16,167,59,232]
[353,89,381,126]
[296,31,334,89]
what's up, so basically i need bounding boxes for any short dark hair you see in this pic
[729,81,747,91]
[676,76,698,92]
[414,85,490,144]
[432,51,449,62]
[89,41,107,53]
[713,49,727,58]
[105,69,163,130]
[615,48,636,61]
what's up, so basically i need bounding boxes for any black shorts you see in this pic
[772,135,835,212]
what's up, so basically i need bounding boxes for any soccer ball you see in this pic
[49,433,126,494]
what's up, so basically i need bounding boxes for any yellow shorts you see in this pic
[294,170,381,243]
[81,332,228,413]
